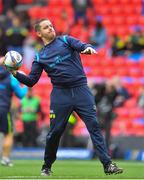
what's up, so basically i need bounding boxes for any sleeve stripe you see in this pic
[63,35,68,44]
[36,53,40,62]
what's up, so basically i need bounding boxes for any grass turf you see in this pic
[0,160,144,179]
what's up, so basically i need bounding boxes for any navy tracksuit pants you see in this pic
[44,85,111,168]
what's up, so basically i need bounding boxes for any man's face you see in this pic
[37,20,56,40]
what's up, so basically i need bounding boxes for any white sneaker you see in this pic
[1,157,13,167]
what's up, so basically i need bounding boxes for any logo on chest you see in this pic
[49,54,71,68]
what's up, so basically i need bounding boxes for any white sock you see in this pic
[2,156,10,161]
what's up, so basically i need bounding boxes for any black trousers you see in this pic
[44,85,111,168]
[23,121,38,147]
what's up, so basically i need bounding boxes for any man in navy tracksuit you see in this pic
[1,19,123,175]
[0,66,27,166]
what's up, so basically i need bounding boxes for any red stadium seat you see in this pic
[126,16,138,25]
[115,107,130,118]
[89,68,105,77]
[125,61,138,69]
[130,0,142,5]
[124,98,137,108]
[28,6,43,19]
[134,128,144,136]
[99,59,114,67]
[139,60,144,68]
[141,70,144,77]
[107,0,118,5]
[112,57,126,67]
[82,57,100,66]
[128,68,142,78]
[48,0,59,6]
[123,5,136,15]
[138,16,144,26]
[61,0,71,6]
[115,26,128,36]
[70,23,89,41]
[135,5,142,14]
[111,127,121,136]
[92,0,106,5]
[119,0,130,4]
[102,68,116,78]
[0,0,2,14]
[103,16,112,26]
[112,16,125,25]
[96,5,110,15]
[17,0,33,3]
[116,68,129,76]
[106,26,115,35]
[15,119,24,133]
[128,108,143,119]
[48,0,71,8]
[110,5,123,15]
[96,48,108,58]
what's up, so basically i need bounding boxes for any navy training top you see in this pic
[15,35,93,88]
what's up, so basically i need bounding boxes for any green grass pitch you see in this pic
[0,160,144,179]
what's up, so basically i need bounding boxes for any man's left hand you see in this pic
[81,47,98,55]
[0,57,5,65]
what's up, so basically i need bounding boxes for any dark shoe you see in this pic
[41,164,52,176]
[104,162,123,175]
